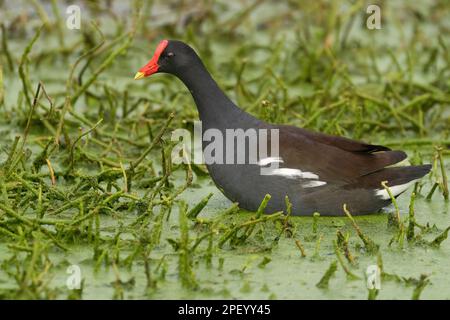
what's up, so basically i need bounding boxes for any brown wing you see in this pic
[282,125,393,153]
[275,125,407,184]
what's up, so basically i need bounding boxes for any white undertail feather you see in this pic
[375,179,419,200]
[385,157,411,168]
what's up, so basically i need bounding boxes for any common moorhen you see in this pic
[135,40,431,216]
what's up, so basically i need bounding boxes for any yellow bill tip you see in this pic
[134,72,145,80]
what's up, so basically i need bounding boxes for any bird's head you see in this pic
[134,40,198,80]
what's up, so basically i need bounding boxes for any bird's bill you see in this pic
[134,72,145,80]
[134,39,169,80]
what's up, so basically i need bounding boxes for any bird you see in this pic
[134,39,431,216]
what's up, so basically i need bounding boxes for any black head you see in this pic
[134,40,199,79]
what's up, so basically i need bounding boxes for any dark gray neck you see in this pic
[173,60,257,129]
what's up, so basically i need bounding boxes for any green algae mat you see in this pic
[0,1,449,299]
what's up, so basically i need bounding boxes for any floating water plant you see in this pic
[411,274,430,300]
[0,0,448,301]
[295,239,307,258]
[343,204,379,254]
[177,201,197,289]
[333,240,359,280]
[186,192,213,220]
[316,260,338,289]
[336,230,356,265]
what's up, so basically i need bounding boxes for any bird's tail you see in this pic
[347,164,432,199]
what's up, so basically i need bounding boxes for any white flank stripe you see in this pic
[302,180,327,188]
[258,157,283,166]
[375,179,418,200]
[259,157,324,187]
[266,168,319,180]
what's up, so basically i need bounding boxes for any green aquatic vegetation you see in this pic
[333,240,359,280]
[66,279,84,300]
[177,201,197,289]
[204,232,214,267]
[428,226,450,248]
[367,288,378,300]
[280,195,294,237]
[336,230,356,265]
[255,194,271,219]
[217,210,283,248]
[294,239,307,258]
[312,212,320,235]
[312,234,323,260]
[0,64,3,108]
[378,253,432,298]
[18,26,43,109]
[426,146,449,201]
[0,0,448,300]
[411,275,430,300]
[215,194,283,249]
[186,192,213,220]
[381,181,401,228]
[406,192,416,242]
[69,119,103,171]
[343,204,379,254]
[257,256,271,269]
[1,23,14,72]
[435,146,449,201]
[0,239,58,299]
[304,212,320,242]
[316,260,337,289]
[426,182,440,201]
[111,261,137,299]
[240,281,251,293]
